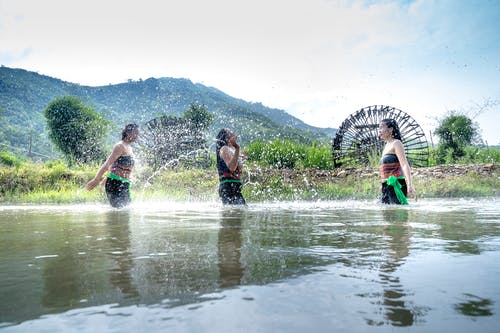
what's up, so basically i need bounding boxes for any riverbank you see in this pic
[241,163,499,201]
[0,163,498,204]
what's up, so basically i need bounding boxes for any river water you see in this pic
[0,198,499,332]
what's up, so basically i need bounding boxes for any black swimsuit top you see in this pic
[115,155,134,167]
[109,155,134,178]
[380,153,399,164]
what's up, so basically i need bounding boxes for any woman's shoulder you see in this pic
[387,139,403,149]
[113,141,133,154]
[393,139,404,150]
[112,141,125,151]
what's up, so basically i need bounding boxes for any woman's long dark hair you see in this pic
[381,119,402,141]
[121,123,139,140]
[216,128,230,156]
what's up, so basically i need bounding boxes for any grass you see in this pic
[0,161,498,204]
[414,172,499,198]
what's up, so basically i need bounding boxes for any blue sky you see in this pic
[1,0,499,144]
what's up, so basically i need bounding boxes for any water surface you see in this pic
[1,198,499,332]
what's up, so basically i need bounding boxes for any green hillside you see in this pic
[0,66,336,160]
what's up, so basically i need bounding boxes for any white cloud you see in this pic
[1,0,499,143]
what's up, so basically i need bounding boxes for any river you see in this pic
[1,198,499,332]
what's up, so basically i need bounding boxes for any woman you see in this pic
[86,123,139,208]
[378,119,416,205]
[216,128,246,205]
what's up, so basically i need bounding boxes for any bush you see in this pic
[460,146,500,164]
[429,146,500,165]
[246,140,333,170]
[303,142,334,169]
[0,149,23,167]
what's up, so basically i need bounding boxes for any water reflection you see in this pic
[377,208,420,326]
[41,254,85,310]
[40,211,139,311]
[39,218,99,311]
[104,211,139,300]
[438,210,483,255]
[455,293,494,317]
[218,208,245,288]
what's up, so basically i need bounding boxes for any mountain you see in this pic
[0,66,336,160]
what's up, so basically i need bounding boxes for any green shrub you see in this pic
[303,142,334,169]
[0,149,23,167]
[429,146,500,165]
[246,139,333,170]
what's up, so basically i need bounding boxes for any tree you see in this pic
[435,112,479,162]
[184,103,214,131]
[0,107,5,143]
[183,103,214,147]
[45,96,109,164]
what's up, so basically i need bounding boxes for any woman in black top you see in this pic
[216,128,245,205]
[86,123,139,208]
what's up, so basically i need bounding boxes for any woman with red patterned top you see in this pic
[86,123,139,208]
[378,119,417,205]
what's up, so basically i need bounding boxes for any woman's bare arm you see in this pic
[86,143,124,190]
[394,140,417,199]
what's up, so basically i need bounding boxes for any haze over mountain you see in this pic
[0,66,335,160]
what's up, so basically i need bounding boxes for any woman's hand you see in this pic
[241,150,248,162]
[86,178,100,191]
[229,133,239,149]
[408,185,417,201]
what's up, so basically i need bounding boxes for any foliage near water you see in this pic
[428,145,500,165]
[1,134,499,204]
[0,160,96,203]
[415,172,498,198]
[246,140,334,169]
[244,139,499,170]
[0,153,498,204]
[242,169,380,202]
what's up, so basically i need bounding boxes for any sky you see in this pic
[1,0,499,144]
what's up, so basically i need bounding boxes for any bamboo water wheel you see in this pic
[137,115,210,169]
[331,105,429,167]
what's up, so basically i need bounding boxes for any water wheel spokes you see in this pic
[332,105,429,168]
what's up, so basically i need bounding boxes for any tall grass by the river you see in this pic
[1,143,499,204]
[1,162,498,204]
